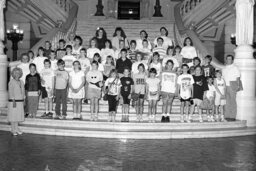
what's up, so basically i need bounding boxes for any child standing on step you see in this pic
[8,68,25,136]
[205,77,216,122]
[40,59,55,119]
[86,61,103,121]
[146,68,160,123]
[104,69,121,122]
[68,61,85,120]
[133,63,147,122]
[177,64,194,123]
[25,63,41,118]
[214,70,226,122]
[120,67,134,122]
[160,60,177,123]
[54,59,69,120]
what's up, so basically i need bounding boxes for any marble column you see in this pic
[234,0,256,126]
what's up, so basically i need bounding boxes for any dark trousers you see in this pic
[108,95,118,112]
[55,89,67,116]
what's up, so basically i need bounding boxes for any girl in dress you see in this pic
[180,37,197,67]
[146,68,160,122]
[87,38,101,60]
[149,52,162,77]
[104,69,121,122]
[86,61,103,121]
[100,39,115,64]
[68,61,85,120]
[8,68,25,136]
[103,55,115,80]
[132,63,147,122]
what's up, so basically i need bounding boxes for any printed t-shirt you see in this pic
[177,74,194,99]
[62,55,76,72]
[86,70,103,90]
[104,78,121,96]
[192,75,208,100]
[40,68,54,88]
[133,73,147,94]
[120,77,134,95]
[161,71,177,93]
[146,77,160,92]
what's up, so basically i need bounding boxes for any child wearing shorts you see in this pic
[160,60,177,122]
[205,77,216,122]
[177,64,194,123]
[214,70,226,122]
[120,67,134,122]
[146,68,160,123]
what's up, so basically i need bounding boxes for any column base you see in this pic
[0,91,8,108]
[0,54,8,108]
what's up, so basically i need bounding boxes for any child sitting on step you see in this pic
[120,67,134,122]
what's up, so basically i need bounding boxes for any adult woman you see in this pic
[136,30,152,50]
[180,37,197,67]
[111,27,129,50]
[93,27,108,50]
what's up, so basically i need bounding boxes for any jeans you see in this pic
[55,89,67,116]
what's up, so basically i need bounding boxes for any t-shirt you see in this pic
[55,69,69,90]
[32,56,48,73]
[50,59,58,71]
[100,48,115,63]
[136,39,152,50]
[128,49,137,63]
[86,70,103,90]
[153,36,173,49]
[133,73,147,94]
[206,84,216,99]
[203,64,215,77]
[56,48,66,60]
[222,64,241,86]
[153,46,167,59]
[180,46,197,59]
[72,46,82,57]
[116,57,132,74]
[149,62,162,76]
[104,77,121,96]
[69,70,85,89]
[215,78,225,95]
[120,77,134,95]
[87,47,101,59]
[146,77,160,92]
[132,61,148,74]
[162,56,180,69]
[40,68,54,88]
[17,63,30,84]
[79,58,91,72]
[62,55,77,72]
[137,48,152,61]
[177,74,194,99]
[161,71,177,93]
[192,75,208,100]
[103,64,115,77]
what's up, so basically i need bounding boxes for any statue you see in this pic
[235,0,255,45]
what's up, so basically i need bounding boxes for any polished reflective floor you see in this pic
[0,131,255,171]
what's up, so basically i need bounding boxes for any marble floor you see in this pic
[0,131,255,171]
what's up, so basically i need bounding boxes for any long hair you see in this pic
[95,27,107,40]
[106,55,115,66]
[113,27,127,39]
[183,37,193,46]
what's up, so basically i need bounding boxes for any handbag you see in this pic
[103,78,117,101]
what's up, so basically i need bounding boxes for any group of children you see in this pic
[8,29,228,130]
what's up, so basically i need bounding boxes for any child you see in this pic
[214,70,226,122]
[49,50,58,71]
[104,69,121,122]
[189,57,201,75]
[177,64,194,123]
[56,39,66,60]
[68,61,85,120]
[160,60,177,122]
[203,55,215,77]
[92,53,104,72]
[180,37,197,67]
[78,48,91,74]
[172,45,183,74]
[153,37,166,60]
[120,67,134,122]
[86,61,103,121]
[138,39,152,61]
[103,55,115,80]
[131,52,148,75]
[62,45,77,73]
[116,48,132,77]
[190,66,208,122]
[40,59,55,119]
[149,52,162,77]
[162,46,180,71]
[8,68,25,136]
[17,53,30,84]
[114,40,126,60]
[100,39,115,64]
[127,40,138,63]
[146,68,160,123]
[44,41,52,58]
[133,63,147,122]
[25,63,41,118]
[28,50,35,62]
[205,77,216,122]
[87,38,101,60]
[32,47,48,73]
[54,59,69,120]
[72,36,83,58]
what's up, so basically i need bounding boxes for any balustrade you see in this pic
[180,0,203,17]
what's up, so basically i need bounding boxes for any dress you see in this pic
[146,77,160,100]
[8,79,25,122]
[68,71,85,99]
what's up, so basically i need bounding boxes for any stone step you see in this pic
[0,119,255,139]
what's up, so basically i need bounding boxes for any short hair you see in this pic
[130,40,136,45]
[215,70,222,75]
[123,66,130,72]
[38,46,44,52]
[109,69,118,77]
[142,39,148,43]
[91,60,99,66]
[44,59,51,65]
[181,64,189,69]
[29,63,36,69]
[135,52,144,60]
[66,45,72,50]
[195,66,202,71]
[183,37,193,46]
[166,46,174,55]
[80,48,87,53]
[160,27,168,36]
[120,48,127,53]
[157,37,164,42]
[149,68,157,74]
[166,59,174,65]
[74,35,83,45]
[153,52,160,57]
[57,59,65,65]
[59,39,66,44]
[205,55,212,61]
[20,53,29,62]
[137,63,145,71]
[226,54,234,61]
[73,61,81,70]
[140,30,148,39]
[50,50,56,54]
[11,67,23,79]
[193,57,201,63]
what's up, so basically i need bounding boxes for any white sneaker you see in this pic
[199,116,203,123]
[186,115,191,123]
[220,115,226,122]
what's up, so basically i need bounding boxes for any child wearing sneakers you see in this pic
[40,59,55,119]
[205,77,216,122]
[160,60,177,123]
[146,68,160,123]
[190,66,208,122]
[214,70,226,122]
[120,67,134,122]
[54,59,69,120]
[177,64,194,123]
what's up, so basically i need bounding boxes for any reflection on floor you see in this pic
[0,131,255,171]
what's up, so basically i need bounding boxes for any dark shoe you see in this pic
[83,99,88,104]
[161,116,166,123]
[47,112,53,116]
[25,113,29,118]
[166,116,170,122]
[40,112,48,118]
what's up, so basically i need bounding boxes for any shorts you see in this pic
[161,91,175,100]
[87,87,101,99]
[192,98,202,106]
[139,94,145,99]
[215,94,226,106]
[180,97,191,102]
[147,91,159,101]
[41,87,53,99]
[122,94,131,105]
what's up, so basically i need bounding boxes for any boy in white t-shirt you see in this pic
[40,59,55,118]
[177,64,194,122]
[49,50,58,71]
[62,45,77,73]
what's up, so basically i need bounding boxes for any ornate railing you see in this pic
[180,0,202,17]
